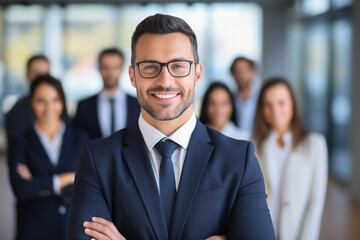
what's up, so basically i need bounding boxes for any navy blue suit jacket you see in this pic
[74,93,140,139]
[8,124,88,240]
[67,120,275,240]
[5,96,35,142]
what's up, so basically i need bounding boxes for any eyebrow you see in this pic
[138,57,191,62]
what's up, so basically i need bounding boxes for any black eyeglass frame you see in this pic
[134,60,195,78]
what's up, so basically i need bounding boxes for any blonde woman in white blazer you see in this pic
[253,78,328,240]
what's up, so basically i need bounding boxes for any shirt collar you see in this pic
[99,88,124,101]
[34,121,65,141]
[270,130,293,148]
[138,112,197,151]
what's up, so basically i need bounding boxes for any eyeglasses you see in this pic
[135,60,194,78]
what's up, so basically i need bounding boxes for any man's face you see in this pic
[129,33,202,122]
[26,60,50,82]
[99,54,123,90]
[232,60,255,92]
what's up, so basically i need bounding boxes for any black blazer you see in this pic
[74,93,140,139]
[5,96,35,142]
[67,120,275,240]
[8,123,88,240]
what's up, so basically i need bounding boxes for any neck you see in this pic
[274,127,290,148]
[142,107,193,136]
[36,120,62,140]
[208,122,225,132]
[237,86,251,101]
[104,86,120,97]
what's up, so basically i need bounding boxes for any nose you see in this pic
[155,65,173,87]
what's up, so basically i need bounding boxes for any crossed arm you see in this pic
[83,217,225,240]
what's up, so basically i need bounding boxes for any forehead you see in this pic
[135,32,193,62]
[100,54,123,63]
[34,83,57,95]
[264,84,291,100]
[234,59,251,68]
[29,59,49,69]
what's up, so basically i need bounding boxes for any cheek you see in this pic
[262,107,272,122]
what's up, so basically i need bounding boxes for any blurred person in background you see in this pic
[74,47,140,139]
[199,81,250,140]
[8,75,88,240]
[230,56,259,135]
[5,55,50,142]
[252,77,328,240]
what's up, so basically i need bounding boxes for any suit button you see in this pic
[59,205,66,215]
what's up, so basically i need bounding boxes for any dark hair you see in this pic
[26,55,49,72]
[30,74,68,120]
[199,81,238,126]
[98,47,125,66]
[230,56,255,74]
[253,77,308,150]
[131,13,199,65]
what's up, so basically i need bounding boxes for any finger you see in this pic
[83,226,110,240]
[83,221,118,240]
[91,217,125,239]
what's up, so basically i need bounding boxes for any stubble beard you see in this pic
[138,87,194,121]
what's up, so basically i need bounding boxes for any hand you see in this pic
[58,172,75,191]
[206,236,226,240]
[83,217,126,240]
[16,163,33,180]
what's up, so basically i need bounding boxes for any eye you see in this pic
[171,63,186,70]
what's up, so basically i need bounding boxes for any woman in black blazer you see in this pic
[8,75,88,240]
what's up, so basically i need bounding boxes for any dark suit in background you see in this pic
[74,94,140,139]
[67,120,275,239]
[5,96,35,142]
[8,123,88,240]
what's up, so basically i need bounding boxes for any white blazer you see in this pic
[256,132,328,240]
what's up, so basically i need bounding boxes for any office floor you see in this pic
[0,154,359,240]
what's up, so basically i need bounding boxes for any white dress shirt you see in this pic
[221,121,251,140]
[138,112,197,192]
[267,130,292,237]
[98,88,126,137]
[34,121,65,194]
[235,87,259,134]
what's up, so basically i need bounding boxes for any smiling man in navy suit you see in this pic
[67,14,275,240]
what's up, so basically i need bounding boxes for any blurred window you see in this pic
[302,0,330,16]
[303,19,330,135]
[330,18,352,182]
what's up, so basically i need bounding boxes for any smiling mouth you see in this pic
[153,93,178,99]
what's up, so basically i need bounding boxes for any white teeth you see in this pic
[154,94,177,99]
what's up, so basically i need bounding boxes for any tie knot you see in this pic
[155,140,178,159]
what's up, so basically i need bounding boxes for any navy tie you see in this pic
[155,139,178,231]
[109,98,115,133]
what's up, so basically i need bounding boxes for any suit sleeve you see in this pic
[8,137,56,200]
[73,102,84,130]
[67,143,112,240]
[299,135,328,240]
[227,141,275,240]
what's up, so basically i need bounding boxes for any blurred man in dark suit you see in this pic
[5,55,50,142]
[74,48,140,139]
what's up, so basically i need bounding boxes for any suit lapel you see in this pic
[122,124,168,240]
[92,95,102,138]
[170,121,214,240]
[57,125,72,172]
[28,129,55,173]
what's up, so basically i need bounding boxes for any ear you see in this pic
[129,65,137,88]
[194,63,202,87]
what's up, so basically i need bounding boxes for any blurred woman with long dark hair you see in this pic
[199,81,250,140]
[8,75,88,240]
[252,77,328,240]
